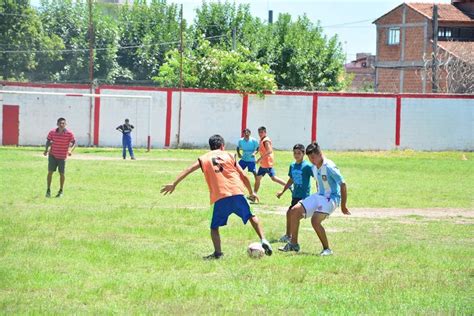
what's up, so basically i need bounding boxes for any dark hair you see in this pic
[258,126,266,132]
[125,118,129,122]
[209,134,225,150]
[57,117,66,124]
[243,128,251,134]
[293,143,305,152]
[306,142,322,155]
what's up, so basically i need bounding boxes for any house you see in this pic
[344,53,376,91]
[373,0,474,93]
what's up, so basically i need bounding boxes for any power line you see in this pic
[321,19,373,28]
[0,34,227,54]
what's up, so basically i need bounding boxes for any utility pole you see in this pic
[232,27,236,50]
[432,4,438,93]
[177,4,184,146]
[88,0,95,146]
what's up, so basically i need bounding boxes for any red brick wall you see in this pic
[377,68,400,92]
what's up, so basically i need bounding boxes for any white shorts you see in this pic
[300,194,337,218]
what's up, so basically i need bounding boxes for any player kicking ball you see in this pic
[279,142,350,256]
[161,134,273,260]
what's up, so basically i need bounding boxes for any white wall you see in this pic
[1,84,473,151]
[2,86,91,146]
[400,98,474,151]
[317,96,396,150]
[170,92,243,148]
[247,94,313,150]
[98,89,168,147]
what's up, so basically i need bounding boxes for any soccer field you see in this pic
[0,147,473,314]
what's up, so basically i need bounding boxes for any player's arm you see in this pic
[340,183,350,215]
[68,140,76,156]
[43,139,52,156]
[276,178,293,199]
[236,162,259,202]
[116,125,122,132]
[161,160,200,195]
[236,146,242,158]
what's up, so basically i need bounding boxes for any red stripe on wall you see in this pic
[2,105,19,145]
[241,94,249,134]
[165,90,173,147]
[311,94,318,142]
[93,88,101,146]
[395,96,401,147]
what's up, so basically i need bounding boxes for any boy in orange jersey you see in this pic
[254,126,286,196]
[161,134,273,260]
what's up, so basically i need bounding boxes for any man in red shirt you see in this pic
[43,117,76,198]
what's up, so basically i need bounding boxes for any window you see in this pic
[438,27,452,38]
[388,28,400,45]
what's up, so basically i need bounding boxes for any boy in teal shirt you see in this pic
[276,144,313,242]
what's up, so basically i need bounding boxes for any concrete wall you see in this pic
[1,83,473,151]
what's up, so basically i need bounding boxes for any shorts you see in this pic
[48,154,66,174]
[257,167,276,177]
[238,160,256,173]
[300,194,337,218]
[211,195,253,229]
[288,197,303,211]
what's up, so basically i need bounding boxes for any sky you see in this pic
[31,0,454,62]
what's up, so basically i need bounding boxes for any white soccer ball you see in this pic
[247,242,265,259]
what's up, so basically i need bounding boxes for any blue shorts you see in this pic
[211,195,253,229]
[257,167,276,177]
[238,160,256,173]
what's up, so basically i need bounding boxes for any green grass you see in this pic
[0,147,473,314]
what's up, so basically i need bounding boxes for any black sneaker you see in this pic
[261,240,273,256]
[55,190,63,198]
[45,189,51,198]
[203,252,224,260]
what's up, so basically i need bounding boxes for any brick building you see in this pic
[373,0,474,93]
[344,53,376,91]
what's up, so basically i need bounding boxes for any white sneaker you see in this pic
[320,248,333,256]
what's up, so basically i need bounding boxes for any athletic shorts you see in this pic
[300,194,337,218]
[211,195,253,229]
[48,154,66,174]
[238,160,256,173]
[257,167,276,177]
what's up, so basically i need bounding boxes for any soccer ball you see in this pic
[247,242,265,259]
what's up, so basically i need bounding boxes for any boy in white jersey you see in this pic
[279,142,350,256]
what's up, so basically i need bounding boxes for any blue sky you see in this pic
[31,0,453,61]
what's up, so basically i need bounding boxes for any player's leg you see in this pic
[254,167,266,193]
[56,160,65,197]
[269,168,286,186]
[127,136,135,159]
[46,155,56,197]
[311,213,329,250]
[279,203,304,252]
[248,215,272,256]
[210,228,222,254]
[122,135,127,159]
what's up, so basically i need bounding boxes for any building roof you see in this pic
[373,2,474,24]
[407,3,473,22]
[437,41,474,62]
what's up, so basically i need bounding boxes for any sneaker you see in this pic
[261,239,273,256]
[278,234,291,243]
[55,190,63,198]
[278,243,300,252]
[45,189,51,198]
[320,248,333,256]
[131,157,136,160]
[203,252,224,260]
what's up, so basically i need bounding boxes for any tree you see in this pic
[39,0,127,84]
[117,0,182,83]
[0,0,63,81]
[153,39,277,96]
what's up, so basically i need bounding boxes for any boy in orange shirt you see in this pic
[254,126,286,196]
[161,134,273,259]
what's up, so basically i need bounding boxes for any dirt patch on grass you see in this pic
[256,207,473,219]
[36,153,193,162]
